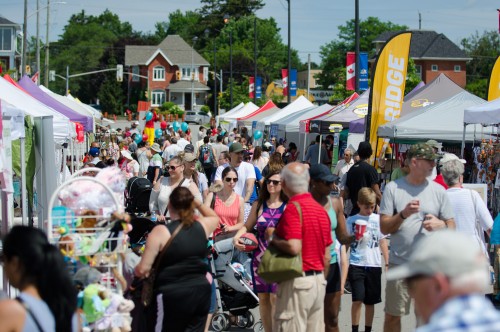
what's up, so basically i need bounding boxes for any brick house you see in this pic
[0,17,22,75]
[125,35,210,110]
[373,30,471,88]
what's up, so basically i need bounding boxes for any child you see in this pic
[346,187,389,332]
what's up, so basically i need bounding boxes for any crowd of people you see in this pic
[2,117,500,332]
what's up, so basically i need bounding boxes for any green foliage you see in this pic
[97,76,124,115]
[160,101,176,112]
[218,78,251,110]
[405,58,421,95]
[200,105,210,114]
[461,30,500,97]
[317,17,408,90]
[466,78,488,100]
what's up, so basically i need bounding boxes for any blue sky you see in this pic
[2,0,498,63]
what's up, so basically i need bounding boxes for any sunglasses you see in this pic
[168,165,181,171]
[266,179,281,186]
[225,177,238,183]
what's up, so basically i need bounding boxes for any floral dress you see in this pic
[252,201,286,293]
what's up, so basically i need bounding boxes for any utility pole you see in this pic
[36,0,40,84]
[254,17,257,105]
[44,0,50,87]
[22,0,27,76]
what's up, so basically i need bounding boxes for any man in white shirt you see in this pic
[214,142,255,203]
[129,121,140,137]
[177,131,190,150]
[333,148,354,179]
[163,137,183,162]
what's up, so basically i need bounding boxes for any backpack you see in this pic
[199,144,214,168]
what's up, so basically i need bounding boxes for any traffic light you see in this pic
[116,64,123,82]
[25,65,31,74]
[176,70,181,80]
[49,70,55,81]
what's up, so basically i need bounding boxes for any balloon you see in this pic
[160,121,168,130]
[155,128,163,138]
[134,134,142,144]
[253,130,263,140]
[142,134,148,142]
[172,121,180,132]
[145,111,153,121]
[181,122,189,132]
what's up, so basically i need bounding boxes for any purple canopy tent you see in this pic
[18,76,93,131]
[349,118,365,134]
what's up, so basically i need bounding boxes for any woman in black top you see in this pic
[135,186,219,331]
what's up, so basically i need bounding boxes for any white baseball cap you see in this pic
[439,153,466,166]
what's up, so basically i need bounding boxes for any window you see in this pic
[203,67,208,82]
[415,65,422,79]
[153,66,165,81]
[0,28,13,51]
[431,64,438,72]
[454,65,461,72]
[132,66,139,82]
[180,66,199,80]
[151,90,165,106]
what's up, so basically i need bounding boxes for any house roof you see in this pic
[373,30,471,61]
[168,81,210,91]
[0,17,20,27]
[125,35,209,67]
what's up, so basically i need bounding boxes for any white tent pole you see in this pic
[70,138,75,173]
[318,134,323,164]
[461,123,467,158]
[303,132,307,161]
[20,137,28,225]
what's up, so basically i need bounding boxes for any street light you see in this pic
[286,0,291,104]
[224,14,233,110]
[204,29,218,117]
[191,36,198,112]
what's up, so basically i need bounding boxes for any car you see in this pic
[185,111,211,125]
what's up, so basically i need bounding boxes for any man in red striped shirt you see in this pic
[269,162,333,331]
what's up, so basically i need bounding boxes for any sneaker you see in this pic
[344,281,352,294]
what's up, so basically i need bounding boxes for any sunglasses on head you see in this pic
[168,165,181,171]
[225,177,238,183]
[266,179,281,186]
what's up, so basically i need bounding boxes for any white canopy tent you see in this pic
[257,96,314,126]
[219,102,259,121]
[66,94,102,119]
[217,102,244,122]
[378,91,489,142]
[461,97,500,156]
[0,77,72,144]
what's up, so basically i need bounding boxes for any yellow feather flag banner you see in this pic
[488,55,500,101]
[368,32,412,164]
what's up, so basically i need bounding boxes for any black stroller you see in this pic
[125,177,152,215]
[210,237,261,331]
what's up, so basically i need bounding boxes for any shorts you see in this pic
[384,264,411,316]
[325,263,341,294]
[348,265,382,305]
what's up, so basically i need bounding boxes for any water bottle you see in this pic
[151,211,157,222]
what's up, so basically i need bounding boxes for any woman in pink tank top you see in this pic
[204,166,244,237]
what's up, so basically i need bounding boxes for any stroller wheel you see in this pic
[245,311,255,328]
[236,315,248,328]
[211,313,229,331]
[253,320,264,332]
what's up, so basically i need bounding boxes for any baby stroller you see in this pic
[210,237,261,331]
[125,177,152,215]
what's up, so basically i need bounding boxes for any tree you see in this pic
[50,10,135,101]
[461,30,500,99]
[317,17,408,90]
[98,75,124,115]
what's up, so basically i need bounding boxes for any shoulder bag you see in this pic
[257,201,303,283]
[141,222,183,307]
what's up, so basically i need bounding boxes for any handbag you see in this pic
[258,201,303,283]
[141,222,183,307]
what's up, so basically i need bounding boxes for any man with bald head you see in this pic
[269,162,333,331]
